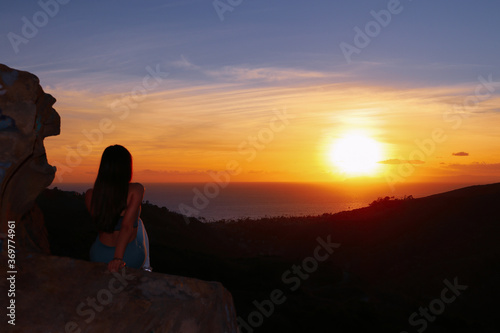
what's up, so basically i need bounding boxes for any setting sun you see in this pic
[329,132,384,176]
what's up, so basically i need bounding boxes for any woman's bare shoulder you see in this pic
[129,182,145,194]
[84,188,93,210]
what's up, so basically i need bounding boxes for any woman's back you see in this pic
[85,145,150,271]
[85,182,144,247]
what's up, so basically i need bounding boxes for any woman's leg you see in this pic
[138,218,152,271]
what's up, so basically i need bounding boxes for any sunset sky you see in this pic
[2,0,500,189]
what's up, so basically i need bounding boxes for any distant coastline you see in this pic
[49,181,480,221]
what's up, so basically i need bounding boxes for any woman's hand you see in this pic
[108,258,126,272]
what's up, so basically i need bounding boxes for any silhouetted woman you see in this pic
[85,145,151,272]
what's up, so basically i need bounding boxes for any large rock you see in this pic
[1,253,238,332]
[0,65,239,332]
[0,63,60,253]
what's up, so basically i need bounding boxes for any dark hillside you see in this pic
[36,183,500,332]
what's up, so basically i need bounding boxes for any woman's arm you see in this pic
[108,183,145,272]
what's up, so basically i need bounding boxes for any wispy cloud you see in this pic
[379,159,425,165]
[171,55,201,71]
[444,162,500,172]
[204,66,331,82]
[452,152,469,157]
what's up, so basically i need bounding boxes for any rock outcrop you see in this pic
[0,63,60,253]
[1,253,238,333]
[0,65,239,332]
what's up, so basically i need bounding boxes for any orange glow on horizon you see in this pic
[43,80,500,185]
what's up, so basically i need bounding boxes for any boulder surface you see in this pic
[0,63,60,253]
[1,253,238,333]
[0,65,238,332]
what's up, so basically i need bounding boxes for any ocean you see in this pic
[49,182,474,221]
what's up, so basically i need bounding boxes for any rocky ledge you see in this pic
[0,63,238,333]
[1,252,238,333]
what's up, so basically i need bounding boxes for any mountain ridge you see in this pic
[36,182,500,332]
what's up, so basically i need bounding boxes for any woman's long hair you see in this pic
[90,145,132,232]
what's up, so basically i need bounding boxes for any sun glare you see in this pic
[329,132,384,176]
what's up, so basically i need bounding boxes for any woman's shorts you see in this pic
[90,218,149,269]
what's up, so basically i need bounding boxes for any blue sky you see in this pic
[2,0,499,86]
[1,0,500,184]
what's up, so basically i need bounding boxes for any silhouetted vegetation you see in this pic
[36,183,500,333]
[369,195,414,207]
